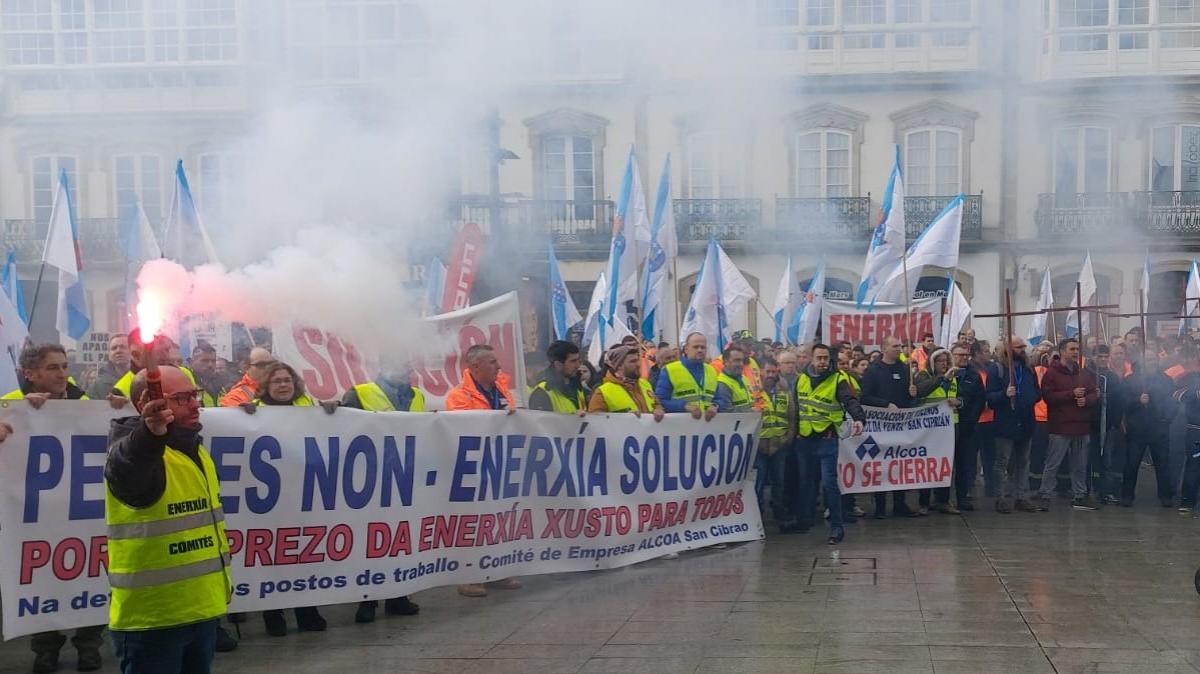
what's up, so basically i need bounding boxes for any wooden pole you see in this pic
[1076,282,1084,351]
[25,262,48,335]
[902,250,914,386]
[1005,288,1016,409]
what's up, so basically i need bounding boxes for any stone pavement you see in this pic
[5,496,1200,674]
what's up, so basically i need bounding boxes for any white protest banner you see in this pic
[181,313,233,360]
[272,292,526,409]
[822,297,942,352]
[837,403,954,494]
[77,332,112,366]
[0,403,760,639]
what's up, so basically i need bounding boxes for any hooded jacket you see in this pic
[1040,358,1099,436]
[984,358,1041,440]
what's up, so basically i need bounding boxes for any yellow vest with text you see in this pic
[664,360,718,411]
[597,379,655,413]
[105,444,231,631]
[920,376,959,423]
[759,387,789,440]
[795,371,850,437]
[113,368,198,398]
[352,382,426,412]
[535,381,585,414]
[717,372,754,412]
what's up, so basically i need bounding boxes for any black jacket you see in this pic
[985,360,1041,440]
[860,360,913,408]
[1125,367,1176,437]
[956,364,988,426]
[1090,366,1127,431]
[1172,372,1200,429]
[528,366,585,412]
[105,417,204,509]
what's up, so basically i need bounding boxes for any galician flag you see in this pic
[605,146,651,334]
[641,154,676,341]
[2,251,28,325]
[680,237,756,352]
[1064,251,1096,338]
[162,159,220,268]
[118,196,163,328]
[549,241,582,340]
[423,256,446,317]
[858,145,906,307]
[1028,265,1054,345]
[771,256,795,344]
[793,260,825,346]
[939,275,971,347]
[582,271,607,349]
[42,169,90,340]
[867,194,964,307]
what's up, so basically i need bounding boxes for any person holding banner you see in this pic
[219,347,274,407]
[914,349,962,515]
[656,333,724,420]
[787,343,864,544]
[528,341,587,416]
[104,365,232,674]
[862,336,918,518]
[986,338,1042,514]
[715,345,755,412]
[588,344,665,420]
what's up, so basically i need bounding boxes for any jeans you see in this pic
[800,435,844,538]
[993,435,1032,501]
[1178,428,1200,508]
[754,444,789,521]
[792,440,821,528]
[1123,431,1173,503]
[31,625,104,657]
[111,619,218,674]
[1040,434,1090,499]
[1089,426,1126,498]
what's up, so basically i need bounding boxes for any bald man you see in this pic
[220,347,274,407]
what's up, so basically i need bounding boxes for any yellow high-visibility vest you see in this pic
[597,379,655,413]
[113,368,198,398]
[920,376,959,423]
[759,388,789,440]
[256,393,316,407]
[664,360,718,411]
[352,382,426,412]
[717,373,754,411]
[105,443,231,631]
[535,381,585,414]
[795,371,850,437]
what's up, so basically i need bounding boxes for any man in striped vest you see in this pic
[755,357,792,523]
[105,366,232,674]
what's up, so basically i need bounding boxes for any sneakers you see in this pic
[490,578,523,590]
[1180,505,1194,514]
[355,601,377,624]
[995,498,1013,514]
[458,583,488,597]
[934,503,961,515]
[1102,495,1120,506]
[852,505,866,517]
[1029,495,1050,512]
[76,647,101,672]
[385,597,421,616]
[262,609,288,637]
[31,652,58,674]
[214,625,238,653]
[1072,496,1099,510]
[1014,499,1039,513]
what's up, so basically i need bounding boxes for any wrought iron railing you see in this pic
[774,196,873,239]
[2,218,122,262]
[1037,191,1200,236]
[514,200,615,247]
[673,198,763,241]
[904,194,982,240]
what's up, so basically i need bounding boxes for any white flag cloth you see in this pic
[1065,251,1097,338]
[771,256,795,344]
[42,170,91,340]
[605,146,650,334]
[1141,250,1152,317]
[0,280,28,394]
[1181,259,1200,335]
[1028,265,1054,345]
[793,260,825,346]
[162,160,220,268]
[939,278,971,347]
[641,154,676,341]
[868,194,964,307]
[680,238,756,352]
[858,145,906,306]
[548,242,582,340]
[582,272,608,349]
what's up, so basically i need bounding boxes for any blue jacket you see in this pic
[985,360,1041,440]
[655,357,731,413]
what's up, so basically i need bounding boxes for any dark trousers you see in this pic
[873,490,912,514]
[1179,428,1200,508]
[955,423,977,502]
[792,441,821,528]
[111,619,218,674]
[1123,431,1172,503]
[812,436,844,537]
[935,425,964,505]
[975,423,996,495]
[1090,426,1125,497]
[754,445,789,521]
[31,625,104,656]
[1029,421,1049,492]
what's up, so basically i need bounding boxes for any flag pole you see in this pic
[1076,282,1084,353]
[902,249,914,385]
[1005,288,1016,410]
[755,297,785,339]
[26,262,48,332]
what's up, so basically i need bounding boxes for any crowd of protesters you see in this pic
[5,320,1200,674]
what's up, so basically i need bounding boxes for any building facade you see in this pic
[2,0,1200,351]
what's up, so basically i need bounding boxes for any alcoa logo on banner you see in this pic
[855,436,880,461]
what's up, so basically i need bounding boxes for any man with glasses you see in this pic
[986,338,1042,513]
[220,347,274,407]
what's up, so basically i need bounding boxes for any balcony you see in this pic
[904,194,983,240]
[774,196,873,239]
[449,198,615,249]
[1036,191,1200,237]
[1037,26,1200,80]
[3,219,122,263]
[673,199,763,242]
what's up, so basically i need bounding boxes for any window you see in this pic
[1162,30,1200,47]
[932,30,969,46]
[757,0,799,25]
[31,156,78,226]
[3,0,53,65]
[806,0,834,26]
[541,135,595,206]
[844,0,885,24]
[114,154,163,224]
[1151,125,1200,192]
[1054,127,1110,196]
[1117,0,1149,24]
[894,0,921,23]
[1161,0,1200,24]
[185,0,237,61]
[895,32,918,47]
[686,133,743,199]
[1119,31,1148,47]
[1060,33,1109,50]
[289,1,429,82]
[808,34,833,48]
[794,131,850,198]
[1058,0,1108,27]
[905,129,961,196]
[198,153,242,223]
[844,32,885,48]
[930,0,971,22]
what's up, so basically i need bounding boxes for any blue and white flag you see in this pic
[641,154,676,341]
[1064,251,1096,338]
[939,275,971,347]
[549,242,582,340]
[867,194,964,307]
[680,238,756,352]
[162,159,220,268]
[771,256,796,344]
[118,196,163,328]
[857,145,906,307]
[423,256,446,317]
[1181,259,1200,335]
[41,170,90,340]
[1028,265,1054,345]
[793,260,825,346]
[2,251,27,326]
[606,146,651,334]
[1141,250,1152,317]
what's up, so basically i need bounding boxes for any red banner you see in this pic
[441,222,485,313]
[822,298,942,351]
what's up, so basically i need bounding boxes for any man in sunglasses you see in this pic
[219,347,274,407]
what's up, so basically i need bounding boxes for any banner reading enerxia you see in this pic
[837,402,955,494]
[822,297,942,352]
[0,404,761,639]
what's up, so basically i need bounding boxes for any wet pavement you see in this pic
[5,492,1200,674]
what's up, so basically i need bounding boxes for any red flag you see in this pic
[441,222,485,313]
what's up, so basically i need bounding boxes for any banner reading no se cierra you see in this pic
[0,404,762,640]
[838,402,956,494]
